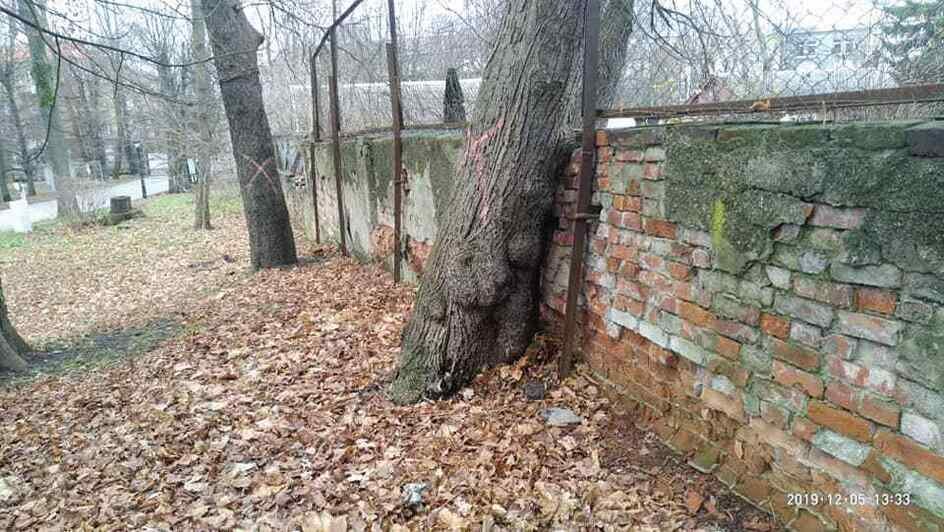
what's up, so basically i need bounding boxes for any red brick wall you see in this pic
[541,124,944,532]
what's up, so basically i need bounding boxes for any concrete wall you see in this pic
[543,122,944,531]
[284,128,463,282]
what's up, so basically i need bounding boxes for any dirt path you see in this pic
[0,222,777,530]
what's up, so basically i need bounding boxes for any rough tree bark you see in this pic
[18,0,74,213]
[202,0,297,268]
[389,0,633,404]
[191,0,212,229]
[0,278,28,373]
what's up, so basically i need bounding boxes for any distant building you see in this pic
[773,27,893,95]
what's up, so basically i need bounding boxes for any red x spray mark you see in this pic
[243,155,278,192]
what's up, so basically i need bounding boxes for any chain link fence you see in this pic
[606,0,944,122]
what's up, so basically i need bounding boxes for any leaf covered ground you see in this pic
[0,192,777,531]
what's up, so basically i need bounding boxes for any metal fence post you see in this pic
[559,0,602,379]
[329,23,347,256]
[386,0,404,283]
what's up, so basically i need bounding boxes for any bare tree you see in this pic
[17,0,74,212]
[389,0,633,403]
[0,12,34,195]
[201,0,296,268]
[191,0,212,229]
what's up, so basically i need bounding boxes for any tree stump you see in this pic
[110,195,132,214]
[104,196,142,225]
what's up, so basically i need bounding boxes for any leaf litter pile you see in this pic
[0,197,777,531]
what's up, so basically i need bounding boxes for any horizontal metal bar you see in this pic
[599,84,944,120]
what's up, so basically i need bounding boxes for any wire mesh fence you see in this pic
[307,0,487,136]
[606,0,944,123]
[299,0,943,134]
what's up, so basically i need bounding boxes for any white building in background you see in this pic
[772,27,894,95]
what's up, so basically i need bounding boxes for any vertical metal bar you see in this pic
[328,16,348,256]
[386,0,403,283]
[559,0,602,379]
[309,52,321,243]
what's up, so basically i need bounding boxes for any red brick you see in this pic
[855,288,897,316]
[822,335,856,360]
[770,338,820,371]
[605,257,621,273]
[857,394,900,428]
[640,253,665,272]
[607,210,642,231]
[617,278,646,300]
[875,430,944,485]
[673,281,693,302]
[826,356,868,386]
[614,295,645,317]
[793,277,854,308]
[792,416,819,442]
[643,163,663,179]
[612,195,641,212]
[807,401,873,442]
[773,360,824,398]
[610,244,637,261]
[760,313,790,340]
[642,218,677,239]
[595,130,609,147]
[708,317,759,344]
[618,261,639,279]
[678,301,712,327]
[715,336,742,360]
[616,149,644,163]
[809,204,866,229]
[667,262,692,280]
[825,380,860,411]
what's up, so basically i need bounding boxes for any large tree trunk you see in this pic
[0,279,28,373]
[191,0,212,229]
[388,0,587,403]
[389,0,634,404]
[202,0,297,268]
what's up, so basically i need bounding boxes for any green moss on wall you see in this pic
[663,122,944,275]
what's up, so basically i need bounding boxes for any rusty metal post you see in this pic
[559,0,602,379]
[386,0,404,283]
[328,21,347,256]
[309,52,321,243]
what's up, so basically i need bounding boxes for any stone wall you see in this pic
[542,121,944,531]
[284,128,463,281]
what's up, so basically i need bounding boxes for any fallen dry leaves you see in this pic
[0,197,778,531]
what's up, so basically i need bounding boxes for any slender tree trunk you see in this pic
[1,62,35,195]
[87,79,108,178]
[0,136,11,203]
[0,278,28,373]
[202,0,297,268]
[18,0,73,212]
[389,0,586,403]
[191,0,212,229]
[113,90,135,176]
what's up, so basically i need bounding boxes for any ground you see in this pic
[0,192,778,531]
